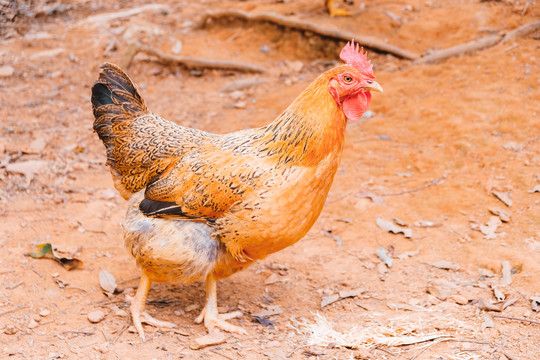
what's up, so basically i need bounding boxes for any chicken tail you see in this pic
[91,63,155,199]
[91,63,190,200]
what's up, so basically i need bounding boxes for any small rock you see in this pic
[229,90,245,101]
[171,40,183,54]
[362,110,374,119]
[426,279,457,301]
[27,319,39,329]
[252,305,283,318]
[4,325,18,335]
[260,45,269,53]
[234,100,248,109]
[185,304,199,312]
[189,332,227,350]
[451,295,469,305]
[0,65,14,77]
[264,273,281,285]
[39,309,51,317]
[87,310,105,323]
[115,309,128,317]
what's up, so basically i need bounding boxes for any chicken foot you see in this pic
[129,272,176,340]
[195,274,247,334]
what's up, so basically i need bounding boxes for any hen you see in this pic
[91,41,382,339]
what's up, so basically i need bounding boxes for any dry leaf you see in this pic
[414,220,441,227]
[99,269,117,294]
[472,298,502,312]
[321,294,340,308]
[376,247,393,268]
[481,314,494,330]
[528,185,540,193]
[26,243,83,270]
[479,216,502,239]
[492,190,512,207]
[489,207,511,222]
[376,217,412,238]
[428,260,460,271]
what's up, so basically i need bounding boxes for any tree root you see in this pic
[197,9,419,60]
[125,42,267,73]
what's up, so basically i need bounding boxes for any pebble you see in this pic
[0,65,14,77]
[39,309,51,317]
[260,45,269,53]
[362,110,374,119]
[87,310,105,323]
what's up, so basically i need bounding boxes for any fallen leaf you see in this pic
[392,217,407,226]
[479,216,502,239]
[481,314,494,330]
[492,190,512,207]
[338,290,361,299]
[528,185,540,193]
[472,298,502,312]
[489,207,511,222]
[414,220,442,227]
[492,287,505,301]
[426,279,457,301]
[428,260,460,271]
[357,191,385,205]
[501,298,518,310]
[376,246,393,268]
[99,269,117,294]
[376,217,412,238]
[26,243,83,270]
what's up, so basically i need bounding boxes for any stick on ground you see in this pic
[198,9,419,60]
[126,42,267,73]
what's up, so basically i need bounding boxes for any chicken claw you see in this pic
[195,275,247,335]
[129,272,176,340]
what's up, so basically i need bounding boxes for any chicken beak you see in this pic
[365,80,383,93]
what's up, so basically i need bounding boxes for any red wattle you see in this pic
[343,92,371,122]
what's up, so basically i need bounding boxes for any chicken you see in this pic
[91,41,382,339]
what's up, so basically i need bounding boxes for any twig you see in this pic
[501,20,540,44]
[198,9,419,60]
[210,349,235,360]
[416,20,540,64]
[127,42,266,73]
[287,344,311,358]
[5,281,23,290]
[410,338,491,360]
[415,34,502,64]
[379,175,446,197]
[112,312,132,343]
[0,305,26,317]
[493,314,540,325]
[30,266,44,278]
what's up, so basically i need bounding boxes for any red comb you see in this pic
[340,40,374,78]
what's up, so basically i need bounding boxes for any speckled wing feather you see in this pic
[92,63,210,199]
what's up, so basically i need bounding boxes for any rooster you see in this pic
[92,41,382,339]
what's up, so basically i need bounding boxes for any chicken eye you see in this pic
[343,75,354,83]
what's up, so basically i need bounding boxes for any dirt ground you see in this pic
[1,0,539,359]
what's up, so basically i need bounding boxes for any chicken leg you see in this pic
[129,272,176,340]
[195,274,247,334]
